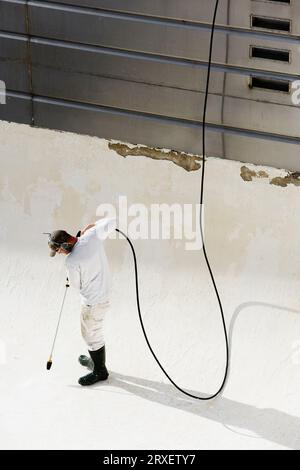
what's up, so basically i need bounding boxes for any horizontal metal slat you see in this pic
[41,0,230,23]
[30,67,222,122]
[30,38,225,94]
[2,91,300,144]
[28,2,227,62]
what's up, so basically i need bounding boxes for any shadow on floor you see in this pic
[103,301,300,450]
[105,370,300,450]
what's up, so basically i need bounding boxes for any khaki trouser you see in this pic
[80,301,110,351]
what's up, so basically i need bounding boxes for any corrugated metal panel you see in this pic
[33,95,224,156]
[0,0,299,170]
[47,0,230,23]
[0,0,26,33]
[28,3,227,62]
[30,38,226,94]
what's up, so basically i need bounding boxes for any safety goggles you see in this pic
[44,233,72,257]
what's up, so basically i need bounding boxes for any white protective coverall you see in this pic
[65,218,116,351]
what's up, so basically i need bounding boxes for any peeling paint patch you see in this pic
[240,165,300,189]
[240,166,269,182]
[270,172,300,188]
[108,142,202,172]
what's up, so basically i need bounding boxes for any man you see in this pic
[47,218,116,386]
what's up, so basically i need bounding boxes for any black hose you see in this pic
[116,0,229,400]
[198,0,229,400]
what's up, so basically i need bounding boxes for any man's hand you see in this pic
[81,224,95,236]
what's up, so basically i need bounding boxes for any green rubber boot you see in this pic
[78,354,93,371]
[78,346,109,386]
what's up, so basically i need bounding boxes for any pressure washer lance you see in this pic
[46,230,81,371]
[46,279,70,370]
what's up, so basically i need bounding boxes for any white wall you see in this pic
[1,120,300,450]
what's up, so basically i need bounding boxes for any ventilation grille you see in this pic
[249,1,292,94]
[251,15,291,32]
[249,76,290,93]
[250,46,291,63]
